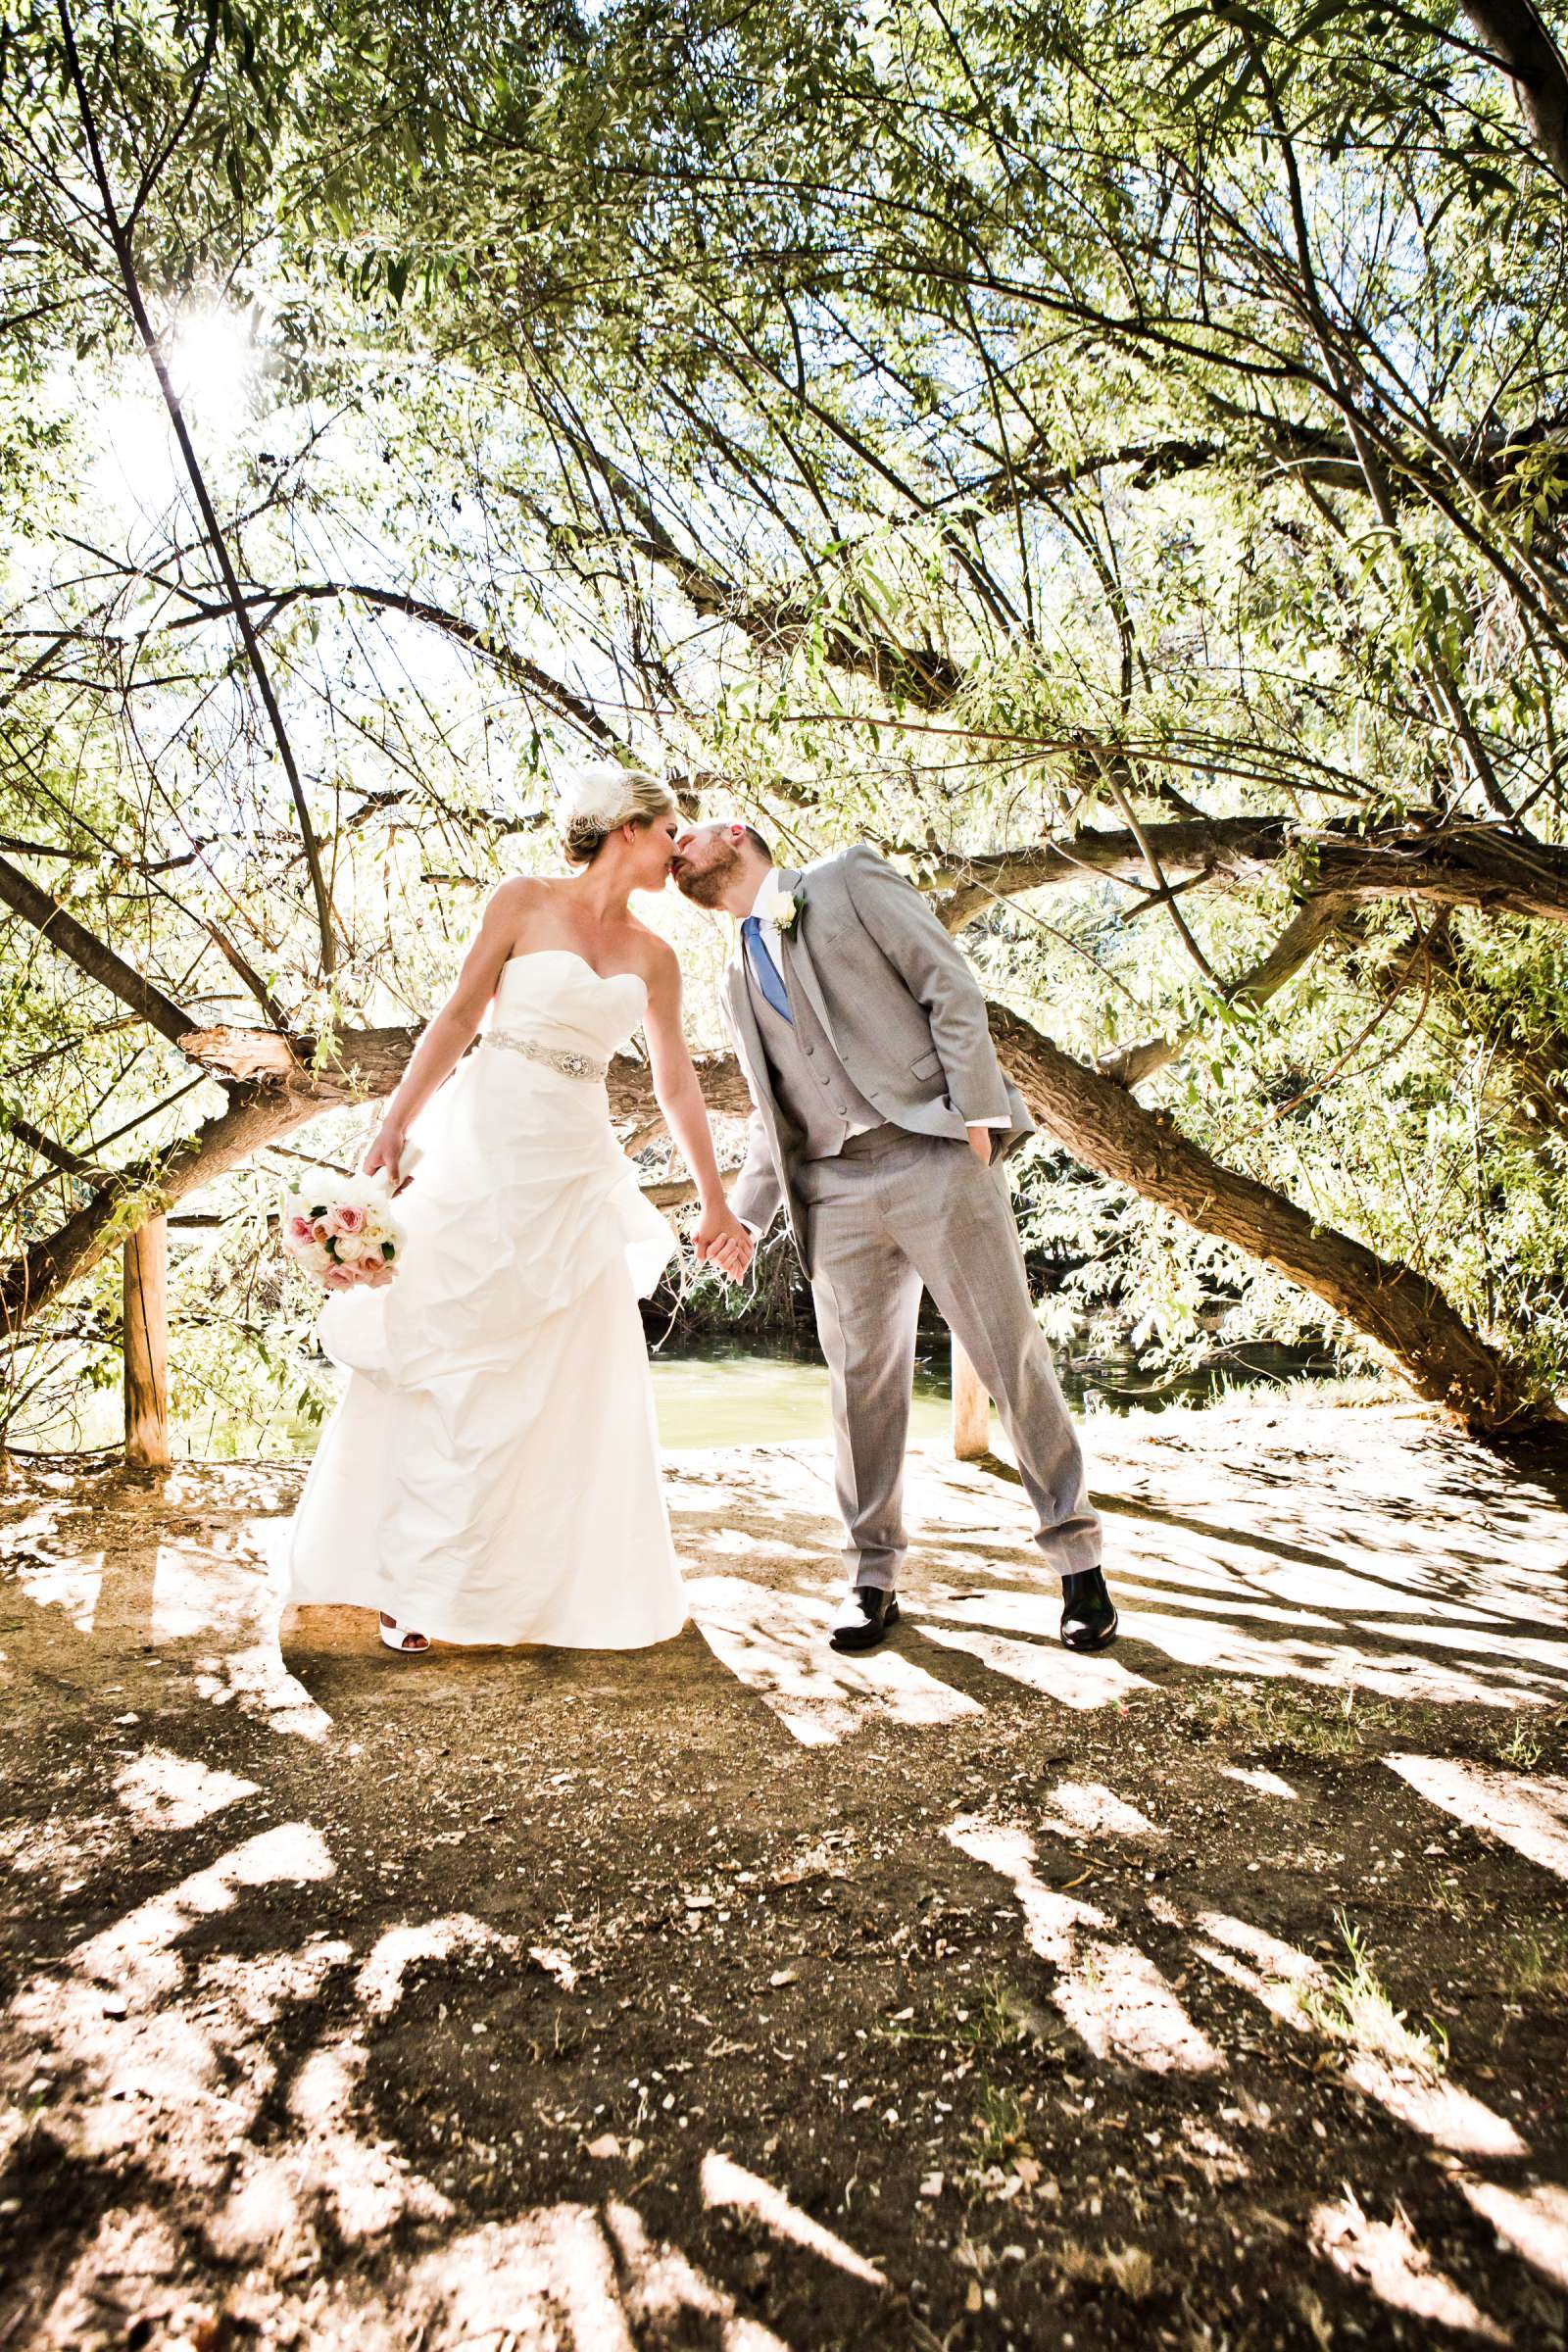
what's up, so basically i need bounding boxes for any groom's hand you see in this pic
[965,1123,994,1165]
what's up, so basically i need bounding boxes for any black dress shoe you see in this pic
[1059,1567,1118,1652]
[829,1587,902,1653]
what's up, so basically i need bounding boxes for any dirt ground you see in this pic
[3,1397,1568,2351]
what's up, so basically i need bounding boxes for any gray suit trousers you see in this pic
[797,1128,1102,1591]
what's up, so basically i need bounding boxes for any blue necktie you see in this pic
[742,915,793,1022]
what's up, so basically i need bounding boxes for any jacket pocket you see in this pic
[911,1049,942,1080]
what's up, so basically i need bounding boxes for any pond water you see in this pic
[648,1337,954,1450]
[643,1331,1337,1451]
[12,1331,1340,1462]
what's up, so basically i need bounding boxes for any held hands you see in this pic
[695,1200,756,1284]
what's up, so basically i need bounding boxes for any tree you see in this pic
[4,0,1568,1437]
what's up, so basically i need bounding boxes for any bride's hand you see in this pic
[364,1121,409,1190]
[696,1201,755,1283]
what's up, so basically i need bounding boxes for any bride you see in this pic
[286,766,755,1654]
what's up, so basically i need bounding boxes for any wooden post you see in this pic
[123,1216,171,1470]
[952,1337,991,1460]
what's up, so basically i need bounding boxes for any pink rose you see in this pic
[323,1263,359,1289]
[327,1203,368,1238]
[361,1262,395,1290]
[287,1212,317,1245]
[312,1218,333,1245]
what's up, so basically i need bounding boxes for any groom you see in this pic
[672,821,1114,1657]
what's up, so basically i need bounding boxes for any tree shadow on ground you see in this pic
[2,1407,1567,2347]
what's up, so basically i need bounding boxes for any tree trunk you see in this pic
[1,1085,314,1336]
[122,1216,170,1470]
[952,1341,992,1459]
[1464,0,1568,191]
[987,1004,1546,1432]
[4,1004,1547,1435]
[0,1037,751,1333]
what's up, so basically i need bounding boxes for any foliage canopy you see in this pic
[6,0,1568,1439]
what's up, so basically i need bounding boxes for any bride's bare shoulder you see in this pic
[486,877,554,909]
[482,877,555,934]
[627,918,679,978]
[631,918,676,962]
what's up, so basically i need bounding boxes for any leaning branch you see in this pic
[0,852,195,1049]
[1094,895,1353,1089]
[3,995,1542,1429]
[161,1006,1548,1428]
[985,1004,1542,1431]
[928,818,1568,931]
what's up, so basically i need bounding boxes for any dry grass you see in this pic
[962,2083,1029,2171]
[1297,1914,1447,2077]
[1497,1925,1568,2001]
[1176,1679,1399,1764]
[1053,2239,1159,2301]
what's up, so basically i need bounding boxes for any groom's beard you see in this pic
[673,849,742,909]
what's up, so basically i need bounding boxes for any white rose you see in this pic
[290,1170,340,1212]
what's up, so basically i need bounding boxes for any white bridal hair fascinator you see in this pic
[558,762,638,829]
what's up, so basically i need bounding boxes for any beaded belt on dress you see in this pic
[482,1030,609,1082]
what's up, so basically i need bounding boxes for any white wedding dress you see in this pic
[286,951,686,1647]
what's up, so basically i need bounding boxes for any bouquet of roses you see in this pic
[280,1170,405,1292]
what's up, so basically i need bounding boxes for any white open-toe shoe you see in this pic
[378,1613,429,1655]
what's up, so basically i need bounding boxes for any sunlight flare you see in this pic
[1385,1755,1568,1882]
[700,2152,887,2287]
[167,303,257,416]
[114,1746,258,1832]
[1311,2193,1506,2341]
[947,1815,1222,2074]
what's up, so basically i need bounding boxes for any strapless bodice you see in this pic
[318,945,672,1392]
[487,950,648,1062]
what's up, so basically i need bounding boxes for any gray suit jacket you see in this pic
[723,846,1035,1259]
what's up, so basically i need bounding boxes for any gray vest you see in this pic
[746,953,885,1161]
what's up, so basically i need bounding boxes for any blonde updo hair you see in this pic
[559,763,677,865]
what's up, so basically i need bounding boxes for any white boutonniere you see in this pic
[763,883,802,934]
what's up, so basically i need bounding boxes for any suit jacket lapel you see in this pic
[770,866,835,1039]
[725,956,770,1105]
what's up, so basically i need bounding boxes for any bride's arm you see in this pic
[364,885,528,1182]
[642,946,755,1281]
